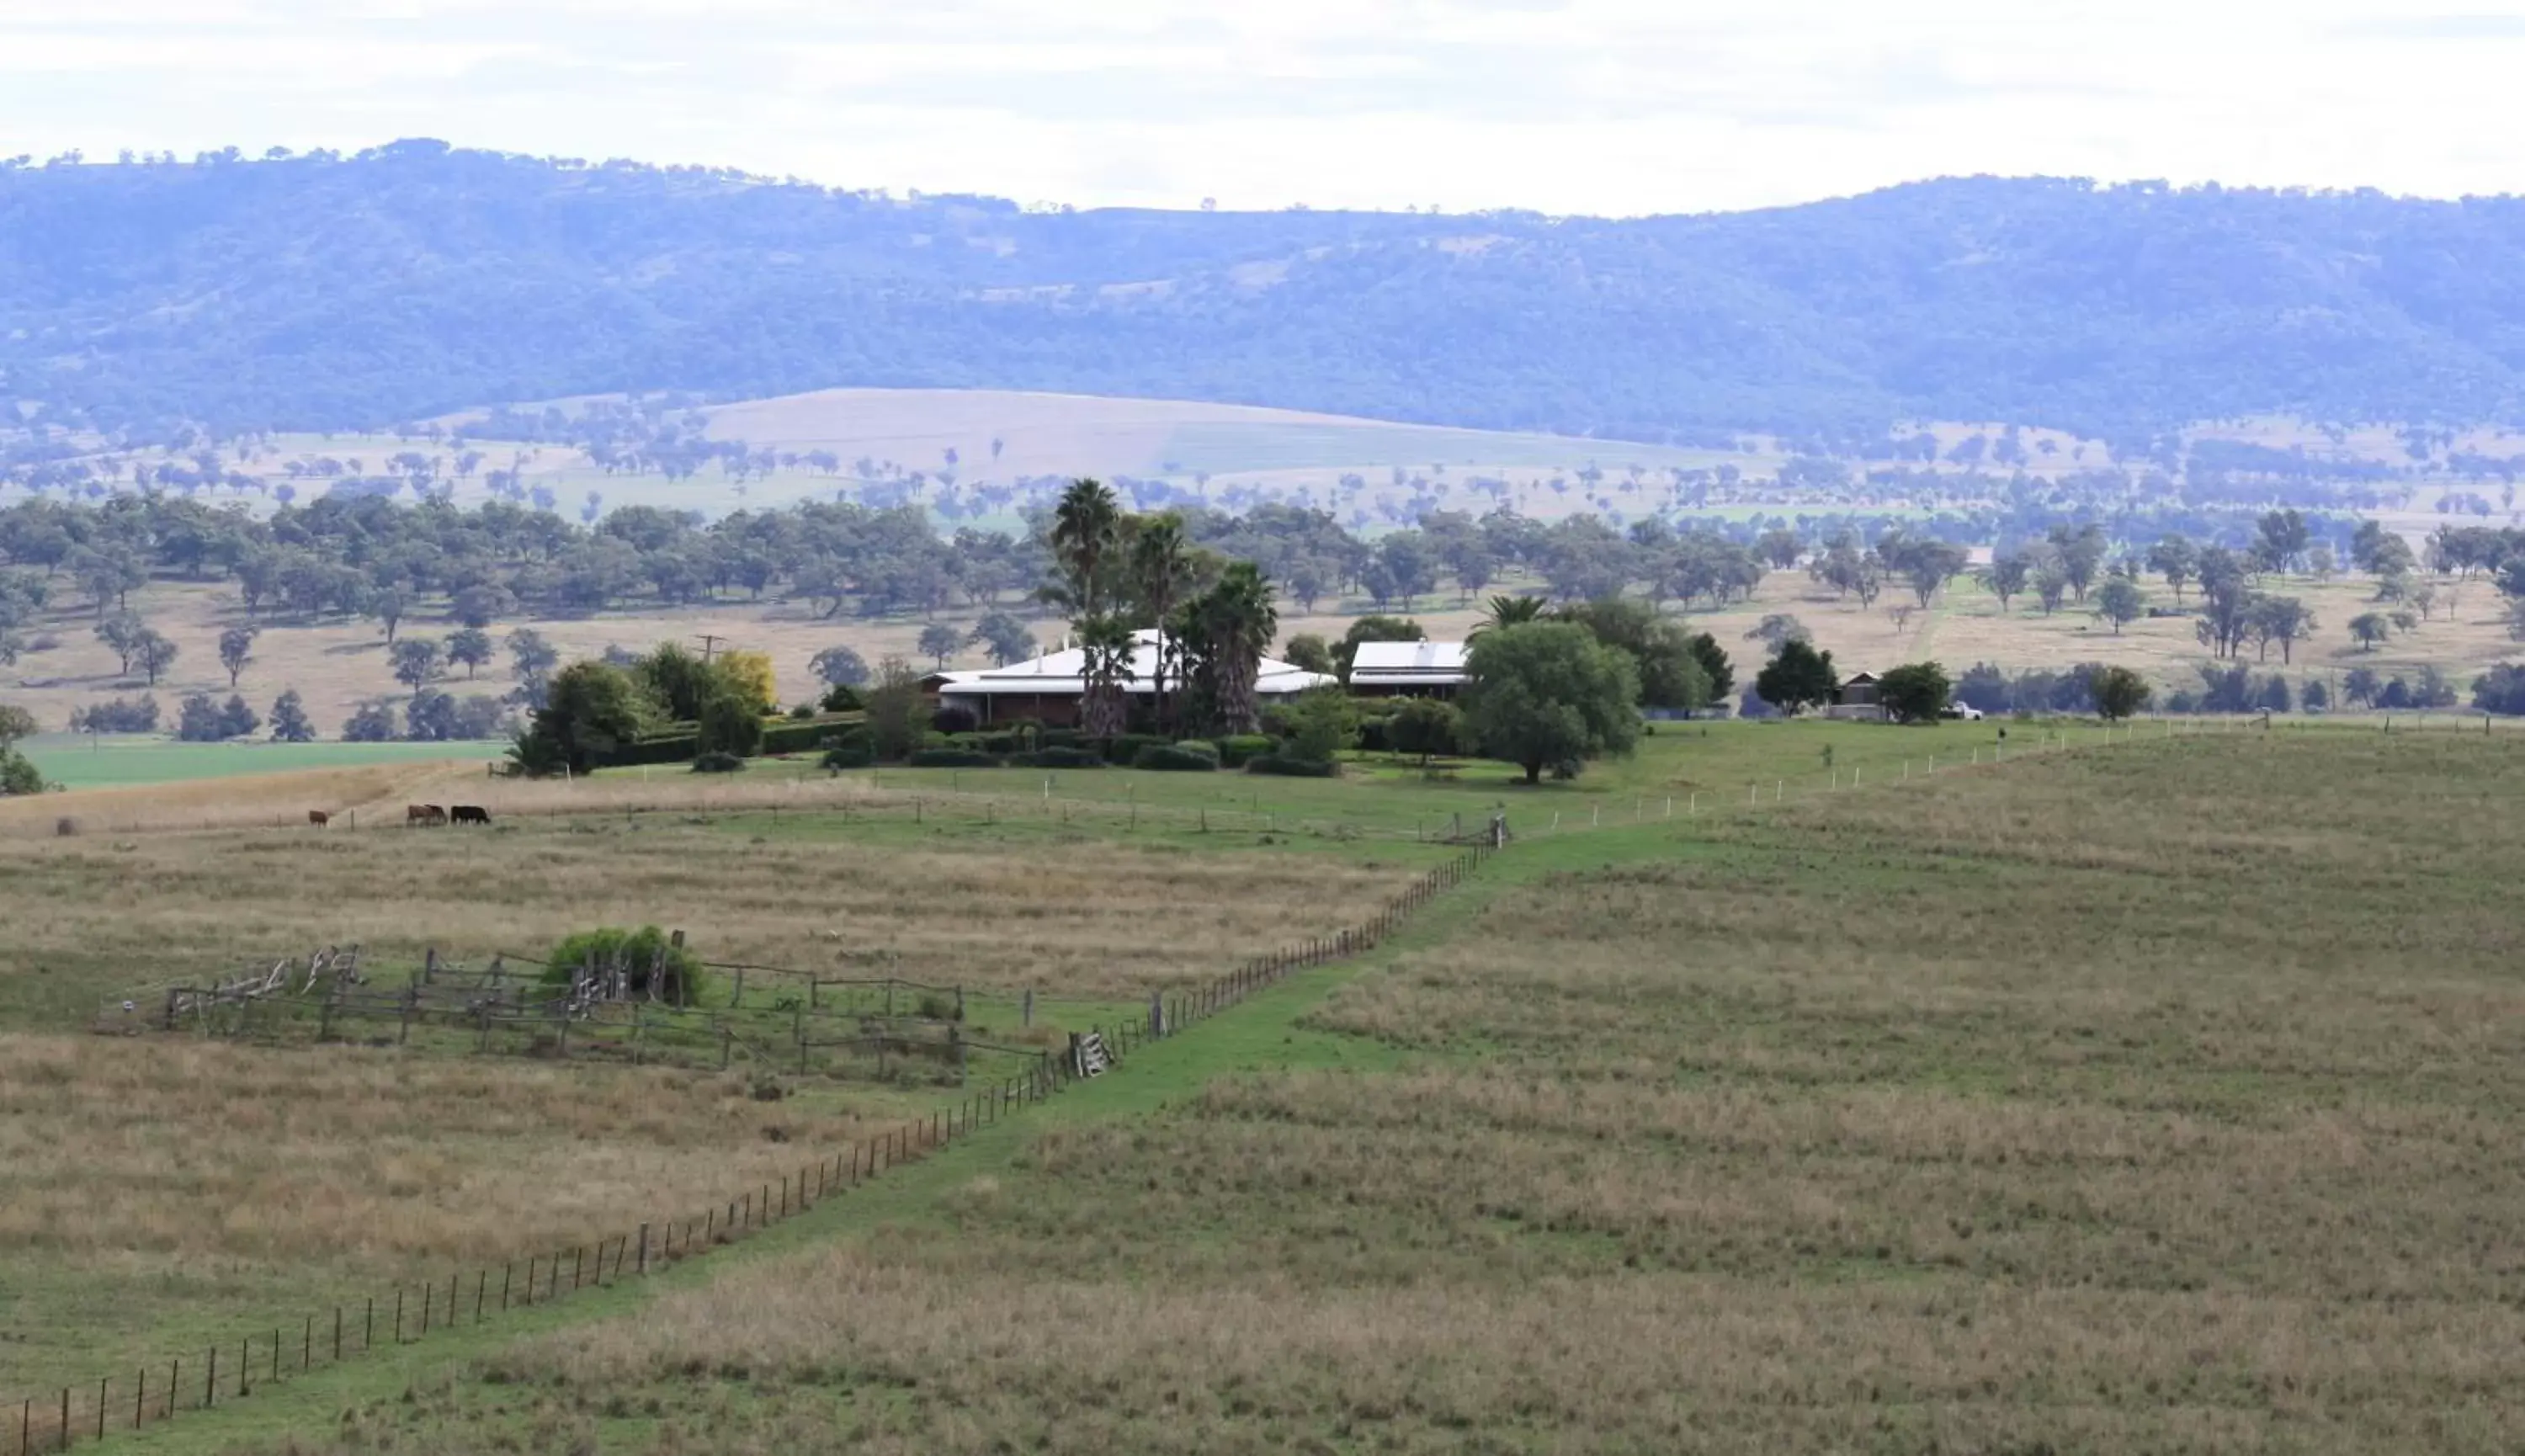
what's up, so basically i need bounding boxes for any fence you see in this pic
[3,842,1491,1456]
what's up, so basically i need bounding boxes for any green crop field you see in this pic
[15,736,506,791]
[5,723,2521,1454]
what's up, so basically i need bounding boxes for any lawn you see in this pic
[159,728,2525,1456]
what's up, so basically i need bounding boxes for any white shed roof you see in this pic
[1349,640,1470,686]
[936,629,1336,698]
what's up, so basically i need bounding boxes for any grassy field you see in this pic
[14,736,503,791]
[88,726,2517,1456]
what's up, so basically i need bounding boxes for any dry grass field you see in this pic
[257,731,2525,1454]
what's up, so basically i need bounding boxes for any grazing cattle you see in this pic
[407,805,449,826]
[307,810,331,828]
[450,805,492,826]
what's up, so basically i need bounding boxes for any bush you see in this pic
[906,747,1000,768]
[820,743,874,771]
[1009,746,1105,769]
[1212,733,1275,767]
[761,715,860,756]
[931,704,979,735]
[697,693,765,757]
[820,683,864,714]
[693,750,747,773]
[542,926,712,1005]
[1039,727,1087,750]
[1246,753,1340,778]
[1103,732,1170,764]
[1133,742,1220,772]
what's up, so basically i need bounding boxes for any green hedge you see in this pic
[598,734,699,768]
[1246,754,1340,778]
[907,747,1002,768]
[821,744,874,771]
[763,714,864,755]
[1010,746,1105,769]
[1212,734,1274,768]
[1103,732,1170,763]
[1133,743,1219,772]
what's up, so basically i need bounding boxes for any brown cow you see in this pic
[407,805,448,826]
[307,810,331,828]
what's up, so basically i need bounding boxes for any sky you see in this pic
[3,1,2523,215]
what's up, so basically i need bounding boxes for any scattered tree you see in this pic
[2093,577,2145,635]
[1875,662,1951,724]
[445,627,493,679]
[268,688,314,742]
[1754,638,1838,716]
[917,621,963,669]
[2348,612,2391,651]
[2092,666,2151,720]
[1385,696,1462,766]
[135,630,178,686]
[389,637,442,695]
[810,644,872,688]
[217,624,258,686]
[1461,621,1642,784]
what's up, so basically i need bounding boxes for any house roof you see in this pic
[1838,671,1880,687]
[1348,640,1470,686]
[935,629,1336,698]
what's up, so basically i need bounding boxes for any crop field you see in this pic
[13,736,501,793]
[129,728,2520,1456]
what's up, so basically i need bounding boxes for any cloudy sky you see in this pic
[3,1,2520,215]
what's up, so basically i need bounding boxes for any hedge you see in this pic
[1132,743,1219,772]
[1009,746,1106,769]
[906,748,1002,768]
[1245,754,1340,778]
[1103,732,1171,764]
[763,714,864,755]
[597,734,699,768]
[1212,734,1274,768]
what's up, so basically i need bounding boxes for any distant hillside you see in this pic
[8,141,2525,443]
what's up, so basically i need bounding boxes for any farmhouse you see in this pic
[930,630,1337,725]
[1348,640,1470,699]
[1826,671,1886,722]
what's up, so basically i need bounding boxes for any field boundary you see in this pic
[0,844,1491,1456]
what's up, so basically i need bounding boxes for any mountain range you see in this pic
[7,140,2525,445]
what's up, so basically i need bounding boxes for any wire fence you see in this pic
[3,843,1491,1456]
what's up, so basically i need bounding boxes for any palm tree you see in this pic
[1188,562,1279,734]
[1073,614,1136,738]
[1470,593,1550,635]
[1128,513,1197,731]
[1042,478,1128,736]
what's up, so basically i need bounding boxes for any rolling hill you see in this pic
[10,143,2525,444]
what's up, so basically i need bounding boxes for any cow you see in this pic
[307,810,331,828]
[449,805,492,826]
[407,805,449,826]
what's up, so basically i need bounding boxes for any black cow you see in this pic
[449,805,492,826]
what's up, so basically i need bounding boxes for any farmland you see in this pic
[3,723,2518,1452]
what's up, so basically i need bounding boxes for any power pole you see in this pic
[695,634,726,665]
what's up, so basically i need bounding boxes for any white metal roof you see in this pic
[936,629,1336,698]
[1348,640,1470,686]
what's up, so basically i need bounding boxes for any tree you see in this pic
[522,661,649,773]
[1127,512,1199,727]
[2033,562,2071,615]
[2344,666,2380,706]
[1754,638,1837,716]
[1285,685,1358,764]
[1560,598,1711,714]
[970,612,1038,667]
[1980,553,2030,613]
[445,627,493,679]
[95,612,146,675]
[1280,633,1333,676]
[389,637,442,695]
[268,688,314,742]
[1875,662,1951,723]
[1685,632,1734,705]
[2349,612,2391,651]
[1471,594,1549,635]
[917,621,963,669]
[449,582,518,629]
[0,703,35,750]
[2252,596,2316,664]
[698,691,765,757]
[1743,614,1809,651]
[863,656,927,761]
[135,630,178,686]
[341,702,401,742]
[811,645,872,687]
[1043,478,1129,736]
[217,624,258,686]
[2092,666,2151,720]
[717,650,776,713]
[1385,696,1462,766]
[1461,621,1641,784]
[367,582,409,643]
[1177,562,1279,734]
[506,628,560,688]
[2254,508,2310,574]
[2049,523,2107,601]
[0,747,43,797]
[2093,577,2145,635]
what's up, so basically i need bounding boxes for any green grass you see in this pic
[16,736,504,790]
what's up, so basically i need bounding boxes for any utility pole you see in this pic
[694,633,726,665]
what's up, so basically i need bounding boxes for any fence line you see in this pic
[3,842,1493,1456]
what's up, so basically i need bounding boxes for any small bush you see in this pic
[907,747,1001,768]
[932,705,979,735]
[1009,746,1105,769]
[1103,732,1170,763]
[693,750,747,773]
[821,743,874,772]
[1039,727,1086,750]
[820,684,864,714]
[914,991,959,1021]
[1132,743,1220,772]
[1246,754,1340,778]
[1212,733,1275,768]
[542,926,710,1004]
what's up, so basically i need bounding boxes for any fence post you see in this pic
[638,1223,650,1274]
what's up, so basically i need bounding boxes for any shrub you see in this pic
[762,715,860,756]
[907,747,1001,768]
[932,704,979,735]
[1103,732,1170,763]
[1039,727,1086,750]
[1246,753,1340,778]
[697,693,765,757]
[820,743,874,771]
[1212,733,1275,767]
[693,750,747,773]
[820,683,864,714]
[541,926,711,1004]
[1010,746,1105,769]
[1133,743,1220,772]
